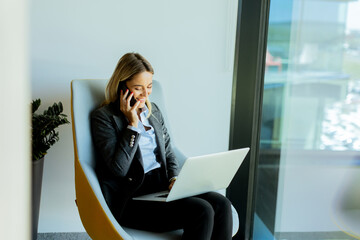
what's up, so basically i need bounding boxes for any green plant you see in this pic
[32,99,70,161]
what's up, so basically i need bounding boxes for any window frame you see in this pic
[227,0,271,239]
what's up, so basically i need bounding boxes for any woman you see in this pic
[91,52,233,239]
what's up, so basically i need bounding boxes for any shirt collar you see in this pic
[139,104,149,119]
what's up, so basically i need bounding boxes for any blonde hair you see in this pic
[104,53,154,116]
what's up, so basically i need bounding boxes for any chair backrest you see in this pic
[72,79,132,239]
[72,79,106,169]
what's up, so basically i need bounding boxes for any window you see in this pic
[253,0,360,239]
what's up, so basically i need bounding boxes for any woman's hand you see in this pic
[119,89,140,127]
[169,178,176,190]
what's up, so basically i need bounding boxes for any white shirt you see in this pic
[127,106,161,173]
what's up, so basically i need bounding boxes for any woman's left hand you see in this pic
[169,179,176,190]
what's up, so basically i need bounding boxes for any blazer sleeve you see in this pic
[91,107,141,178]
[152,103,180,179]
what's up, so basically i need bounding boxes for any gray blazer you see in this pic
[91,102,179,219]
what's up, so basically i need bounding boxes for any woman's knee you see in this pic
[183,197,215,222]
[218,195,232,213]
[196,198,215,217]
[201,202,215,221]
[203,192,232,214]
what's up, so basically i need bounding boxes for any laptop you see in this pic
[132,147,250,202]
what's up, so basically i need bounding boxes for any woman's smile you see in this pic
[126,71,153,108]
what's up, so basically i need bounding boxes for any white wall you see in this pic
[30,0,238,232]
[0,0,31,239]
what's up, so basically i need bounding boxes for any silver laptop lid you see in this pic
[166,148,249,202]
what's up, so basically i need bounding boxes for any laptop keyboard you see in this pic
[157,193,169,198]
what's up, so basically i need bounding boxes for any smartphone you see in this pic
[117,81,137,106]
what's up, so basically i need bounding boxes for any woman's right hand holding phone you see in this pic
[120,89,140,128]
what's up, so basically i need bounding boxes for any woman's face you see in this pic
[126,71,153,109]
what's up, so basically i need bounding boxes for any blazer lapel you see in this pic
[148,115,166,164]
[111,114,126,132]
[111,114,144,169]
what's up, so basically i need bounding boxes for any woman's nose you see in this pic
[141,89,148,97]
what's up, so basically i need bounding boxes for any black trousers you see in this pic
[120,168,233,240]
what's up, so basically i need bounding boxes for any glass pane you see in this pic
[253,0,360,239]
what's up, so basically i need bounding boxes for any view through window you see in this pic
[253,0,360,239]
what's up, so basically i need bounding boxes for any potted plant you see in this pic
[31,99,69,240]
